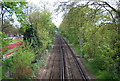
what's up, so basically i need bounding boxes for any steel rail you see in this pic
[60,36,66,81]
[61,37,76,81]
[61,37,88,81]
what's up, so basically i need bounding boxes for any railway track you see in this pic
[40,35,89,81]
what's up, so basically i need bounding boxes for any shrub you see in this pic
[90,57,105,71]
[12,45,35,79]
[97,71,115,80]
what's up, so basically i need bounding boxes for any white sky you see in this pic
[26,0,67,27]
[9,0,118,27]
[25,0,119,27]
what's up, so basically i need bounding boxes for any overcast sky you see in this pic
[6,0,118,27]
[26,0,67,27]
[25,0,119,27]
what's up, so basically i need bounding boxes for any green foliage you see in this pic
[31,63,39,77]
[89,57,105,71]
[1,1,56,79]
[20,10,56,79]
[1,19,19,34]
[2,58,13,79]
[1,1,29,29]
[97,71,115,79]
[0,32,12,48]
[60,5,120,79]
[23,27,41,53]
[0,65,2,79]
[3,2,27,20]
[12,46,35,79]
[2,43,36,79]
[26,10,56,53]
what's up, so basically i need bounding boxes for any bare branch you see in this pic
[102,5,116,22]
[92,1,119,13]
[103,1,118,13]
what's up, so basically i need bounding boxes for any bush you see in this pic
[31,63,39,77]
[97,71,115,80]
[0,32,12,47]
[90,57,105,71]
[12,45,35,79]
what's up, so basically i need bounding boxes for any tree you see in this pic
[59,1,120,79]
[23,10,55,60]
[0,1,28,27]
[1,19,18,35]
